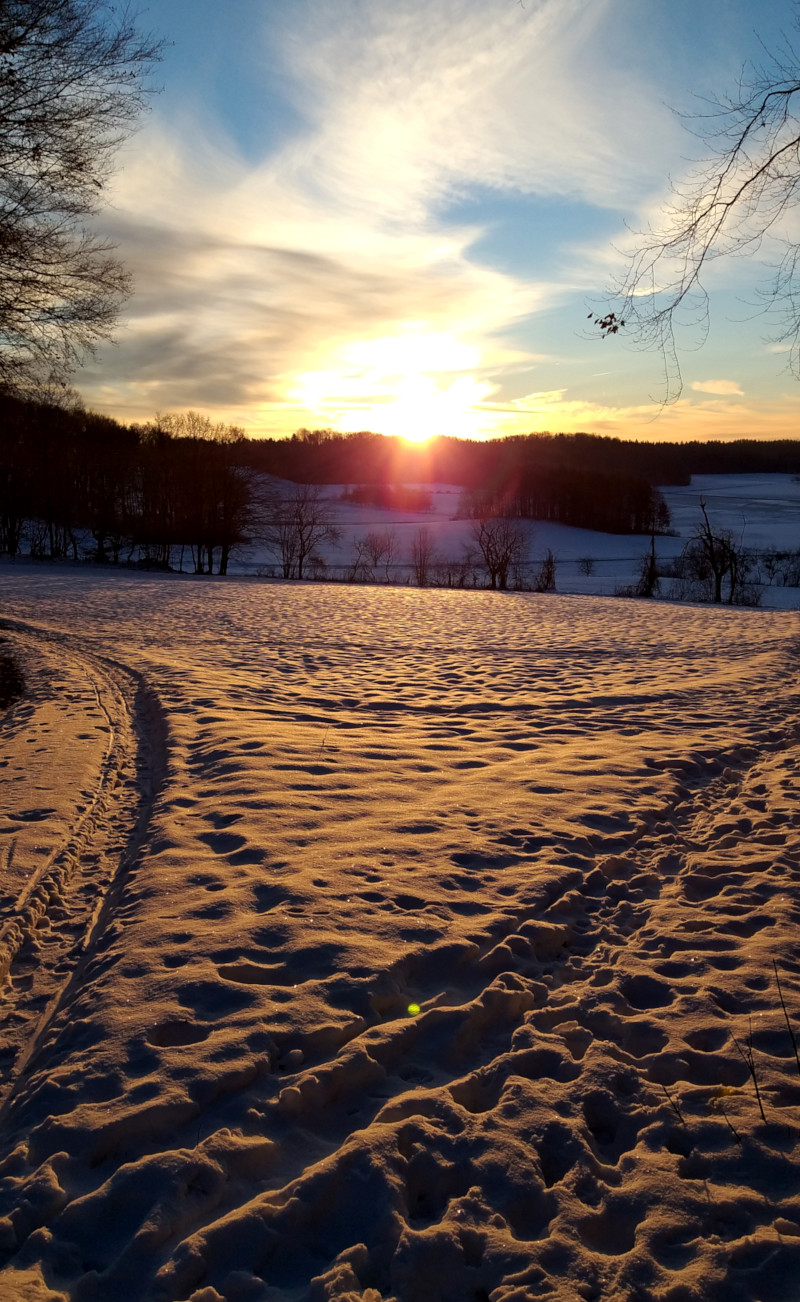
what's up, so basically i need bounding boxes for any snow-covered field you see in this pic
[233,474,800,610]
[0,571,799,1301]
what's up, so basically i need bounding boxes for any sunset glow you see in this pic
[288,329,493,440]
[74,0,799,443]
[356,374,493,442]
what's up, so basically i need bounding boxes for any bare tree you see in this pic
[617,534,660,599]
[349,529,399,584]
[410,526,436,587]
[673,500,756,604]
[761,545,800,586]
[635,534,660,598]
[262,505,298,580]
[0,0,162,391]
[434,549,478,589]
[578,556,596,577]
[263,484,340,581]
[471,517,528,590]
[533,548,557,593]
[365,529,398,583]
[348,534,373,583]
[595,21,800,400]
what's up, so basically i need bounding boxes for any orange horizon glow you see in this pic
[286,328,495,443]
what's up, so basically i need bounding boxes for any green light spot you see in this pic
[407,1003,421,1016]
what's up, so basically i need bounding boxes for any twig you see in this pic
[662,1084,686,1126]
[773,960,800,1082]
[733,1019,767,1124]
[318,727,329,754]
[717,1101,742,1145]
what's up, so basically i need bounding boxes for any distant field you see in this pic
[237,473,800,609]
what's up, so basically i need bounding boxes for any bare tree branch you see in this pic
[597,20,800,402]
[0,1,162,392]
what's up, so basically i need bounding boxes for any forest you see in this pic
[2,391,800,574]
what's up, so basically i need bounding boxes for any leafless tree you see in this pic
[533,548,557,593]
[411,526,436,586]
[578,556,596,577]
[595,20,800,400]
[262,509,298,580]
[262,484,340,580]
[471,517,528,590]
[617,534,661,599]
[348,534,373,583]
[0,1,162,392]
[633,534,661,598]
[349,528,398,583]
[433,549,478,589]
[672,500,756,604]
[365,528,398,583]
[760,545,800,585]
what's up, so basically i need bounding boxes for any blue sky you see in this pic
[80,0,800,441]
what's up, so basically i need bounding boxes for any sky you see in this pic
[78,0,800,442]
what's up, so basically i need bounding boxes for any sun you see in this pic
[359,373,492,441]
[288,328,494,441]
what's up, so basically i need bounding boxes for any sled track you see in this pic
[0,620,169,1116]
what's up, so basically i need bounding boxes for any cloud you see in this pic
[76,0,752,436]
[87,186,549,429]
[485,388,800,442]
[690,380,745,396]
[279,0,678,214]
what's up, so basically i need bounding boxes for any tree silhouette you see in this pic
[674,500,753,604]
[471,517,528,590]
[263,484,340,580]
[143,412,254,574]
[533,548,557,593]
[410,526,436,587]
[600,18,800,399]
[0,0,161,391]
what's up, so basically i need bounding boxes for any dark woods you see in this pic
[3,393,800,573]
[241,426,800,486]
[0,395,254,573]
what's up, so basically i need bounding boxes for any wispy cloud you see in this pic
[691,380,745,396]
[79,0,775,439]
[278,0,675,214]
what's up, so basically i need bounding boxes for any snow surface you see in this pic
[0,570,799,1301]
[232,474,800,610]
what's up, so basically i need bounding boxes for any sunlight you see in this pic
[342,331,480,375]
[354,373,492,441]
[288,328,494,441]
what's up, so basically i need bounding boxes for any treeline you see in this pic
[239,427,800,535]
[341,484,432,511]
[460,467,670,535]
[239,427,800,488]
[0,395,254,572]
[243,431,670,534]
[3,393,800,568]
[237,428,687,489]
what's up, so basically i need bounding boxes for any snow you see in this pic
[233,474,800,610]
[664,475,800,551]
[0,570,799,1301]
